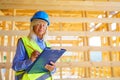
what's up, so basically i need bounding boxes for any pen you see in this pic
[27,45,35,51]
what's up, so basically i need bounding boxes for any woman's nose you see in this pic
[39,23,47,28]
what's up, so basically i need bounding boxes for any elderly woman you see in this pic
[12,11,56,80]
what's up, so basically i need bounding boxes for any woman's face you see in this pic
[33,20,48,39]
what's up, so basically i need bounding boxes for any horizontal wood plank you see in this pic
[56,61,120,67]
[0,46,120,51]
[0,1,120,11]
[55,78,120,80]
[0,30,120,36]
[0,61,120,68]
[0,16,120,23]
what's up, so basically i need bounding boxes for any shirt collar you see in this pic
[36,36,44,42]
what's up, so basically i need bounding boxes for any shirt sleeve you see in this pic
[12,38,33,71]
[50,67,56,74]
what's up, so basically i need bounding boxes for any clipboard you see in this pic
[27,48,66,74]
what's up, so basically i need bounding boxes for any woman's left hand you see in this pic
[45,61,56,72]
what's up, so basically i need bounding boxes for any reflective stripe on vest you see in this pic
[36,72,51,80]
[22,72,53,80]
[15,37,52,80]
[15,70,25,76]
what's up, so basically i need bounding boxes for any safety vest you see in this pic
[15,36,53,80]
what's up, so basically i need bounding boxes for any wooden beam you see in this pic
[49,31,120,36]
[0,61,120,68]
[0,61,120,80]
[55,78,120,80]
[52,46,120,51]
[49,40,81,44]
[0,30,29,36]
[0,1,120,11]
[0,46,120,51]
[0,16,120,23]
[0,30,120,37]
[56,61,120,67]
[51,17,120,23]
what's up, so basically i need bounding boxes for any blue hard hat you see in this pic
[30,11,50,26]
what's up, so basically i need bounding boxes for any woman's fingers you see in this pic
[30,50,40,62]
[45,61,56,71]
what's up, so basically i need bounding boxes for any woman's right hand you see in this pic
[30,50,40,62]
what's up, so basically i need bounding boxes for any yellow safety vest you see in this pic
[15,36,53,80]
